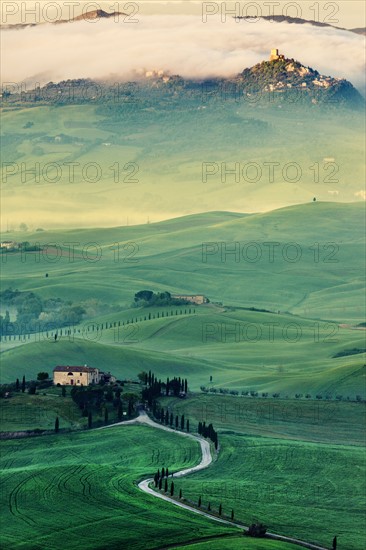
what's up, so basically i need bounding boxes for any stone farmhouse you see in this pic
[171,294,209,305]
[53,365,116,386]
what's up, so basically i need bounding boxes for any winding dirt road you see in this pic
[103,412,329,550]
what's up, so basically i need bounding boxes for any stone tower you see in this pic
[270,49,280,61]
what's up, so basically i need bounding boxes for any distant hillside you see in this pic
[1,203,365,323]
[237,14,365,35]
[2,53,364,109]
[2,10,126,29]
[232,56,364,107]
[3,11,364,36]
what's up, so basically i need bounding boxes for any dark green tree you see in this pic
[117,401,123,421]
[219,503,222,515]
[55,416,59,433]
[37,372,49,381]
[104,407,109,424]
[175,415,179,429]
[170,481,174,496]
[179,489,182,499]
[164,478,168,492]
[231,509,234,520]
[186,419,189,432]
[198,496,201,507]
[61,385,66,397]
[180,414,185,430]
[15,378,20,391]
[158,478,162,490]
[21,375,25,393]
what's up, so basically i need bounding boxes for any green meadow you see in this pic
[1,202,364,322]
[1,305,365,397]
[155,392,366,550]
[172,433,365,550]
[0,425,240,549]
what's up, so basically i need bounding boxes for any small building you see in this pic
[172,294,209,305]
[269,49,285,62]
[0,241,19,250]
[100,371,116,385]
[53,365,100,386]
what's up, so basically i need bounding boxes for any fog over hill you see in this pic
[1,15,365,94]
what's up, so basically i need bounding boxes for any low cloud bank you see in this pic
[2,15,365,93]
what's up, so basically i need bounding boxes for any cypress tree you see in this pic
[170,481,174,496]
[166,467,169,477]
[21,375,25,393]
[164,478,168,492]
[15,378,19,391]
[61,385,66,397]
[175,415,179,429]
[154,473,158,487]
[186,419,190,432]
[162,467,165,478]
[170,412,173,426]
[231,509,234,520]
[179,489,182,499]
[198,421,202,435]
[158,478,162,490]
[184,379,188,393]
[55,416,59,433]
[117,402,123,421]
[157,469,160,479]
[219,503,222,515]
[180,414,185,430]
[165,410,169,425]
[208,502,211,511]
[198,496,201,507]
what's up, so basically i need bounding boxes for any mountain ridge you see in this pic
[2,11,365,35]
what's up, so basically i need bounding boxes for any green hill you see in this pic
[1,202,365,320]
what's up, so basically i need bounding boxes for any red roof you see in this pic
[53,366,97,373]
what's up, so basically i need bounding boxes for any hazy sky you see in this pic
[1,1,365,28]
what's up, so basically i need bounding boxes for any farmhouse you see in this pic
[53,365,100,386]
[171,294,209,305]
[0,241,19,250]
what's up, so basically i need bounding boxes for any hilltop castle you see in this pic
[270,49,285,62]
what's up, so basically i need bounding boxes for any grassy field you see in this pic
[158,394,366,446]
[175,538,300,549]
[1,304,365,397]
[1,202,365,325]
[152,393,366,550]
[172,433,365,550]
[0,424,242,549]
[0,386,86,431]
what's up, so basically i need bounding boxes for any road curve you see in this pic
[103,412,328,550]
